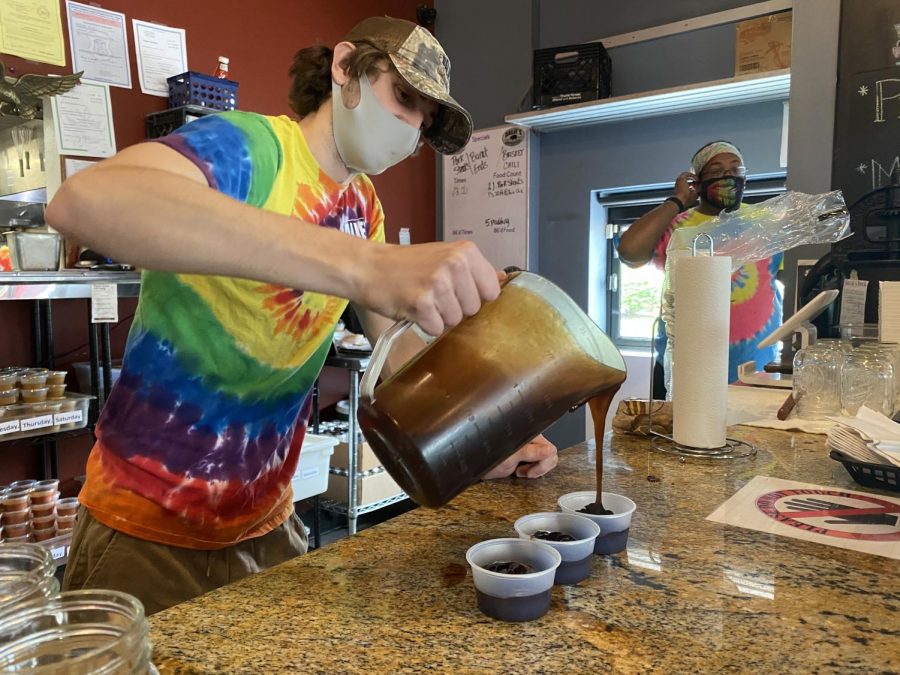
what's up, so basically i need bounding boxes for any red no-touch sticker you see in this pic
[756,489,900,542]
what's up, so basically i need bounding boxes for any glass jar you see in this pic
[858,342,900,414]
[841,348,894,417]
[0,590,151,674]
[0,543,59,615]
[816,338,853,354]
[793,342,843,419]
[838,323,880,348]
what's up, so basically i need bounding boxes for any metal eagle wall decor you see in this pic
[0,62,83,119]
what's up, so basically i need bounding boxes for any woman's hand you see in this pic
[674,171,700,209]
[483,434,558,480]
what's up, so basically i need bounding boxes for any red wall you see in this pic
[0,0,437,485]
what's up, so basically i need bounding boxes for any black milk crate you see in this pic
[167,71,238,111]
[146,105,219,139]
[533,42,611,109]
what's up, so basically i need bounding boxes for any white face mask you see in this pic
[331,74,421,175]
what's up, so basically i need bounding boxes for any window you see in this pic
[601,175,786,349]
[605,205,666,350]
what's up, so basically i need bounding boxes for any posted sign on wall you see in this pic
[441,125,535,271]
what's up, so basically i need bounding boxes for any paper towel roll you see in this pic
[672,254,732,448]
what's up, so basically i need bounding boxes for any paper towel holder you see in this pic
[646,235,757,460]
[691,232,714,257]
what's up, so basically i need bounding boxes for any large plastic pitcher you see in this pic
[358,271,627,508]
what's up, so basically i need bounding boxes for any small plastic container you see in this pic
[28,488,57,506]
[46,371,67,386]
[28,502,54,518]
[55,498,79,518]
[47,384,67,399]
[4,405,30,420]
[18,372,48,390]
[0,389,16,405]
[31,514,55,530]
[3,535,28,543]
[3,522,29,539]
[465,538,561,622]
[514,512,601,585]
[19,387,48,403]
[0,591,151,673]
[33,479,59,493]
[2,491,31,512]
[2,510,29,526]
[56,514,76,530]
[0,373,17,389]
[8,481,34,492]
[31,528,55,542]
[558,491,636,554]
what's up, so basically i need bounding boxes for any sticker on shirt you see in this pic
[340,216,368,239]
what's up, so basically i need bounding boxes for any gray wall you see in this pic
[435,1,838,448]
[435,0,536,128]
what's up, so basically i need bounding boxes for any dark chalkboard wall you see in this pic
[832,0,900,205]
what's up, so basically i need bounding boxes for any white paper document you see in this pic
[91,283,118,323]
[707,476,900,560]
[0,0,66,65]
[63,157,96,178]
[66,1,131,89]
[132,19,187,97]
[839,277,868,326]
[49,81,116,158]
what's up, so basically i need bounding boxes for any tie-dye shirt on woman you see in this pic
[79,113,384,549]
[653,208,783,383]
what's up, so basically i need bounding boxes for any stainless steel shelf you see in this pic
[319,492,408,518]
[506,69,790,132]
[0,425,94,446]
[0,271,141,300]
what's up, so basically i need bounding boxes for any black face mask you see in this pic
[699,175,746,212]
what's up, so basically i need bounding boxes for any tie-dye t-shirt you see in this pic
[652,208,783,383]
[78,112,384,549]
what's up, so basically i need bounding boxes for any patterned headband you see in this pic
[691,141,744,176]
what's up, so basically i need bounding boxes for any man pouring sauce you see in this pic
[47,17,556,615]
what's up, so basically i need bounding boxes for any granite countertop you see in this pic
[150,427,900,674]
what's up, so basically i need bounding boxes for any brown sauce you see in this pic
[532,530,576,542]
[483,561,535,575]
[578,384,623,515]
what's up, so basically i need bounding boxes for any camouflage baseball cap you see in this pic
[344,16,473,155]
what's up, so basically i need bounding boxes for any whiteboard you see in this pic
[441,124,536,271]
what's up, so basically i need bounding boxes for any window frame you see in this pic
[601,174,787,350]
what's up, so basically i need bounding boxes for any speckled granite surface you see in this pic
[150,427,900,674]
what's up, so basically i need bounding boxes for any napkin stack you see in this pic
[826,406,900,467]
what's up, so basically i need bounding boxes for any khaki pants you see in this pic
[63,507,308,615]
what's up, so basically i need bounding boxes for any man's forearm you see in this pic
[47,160,369,300]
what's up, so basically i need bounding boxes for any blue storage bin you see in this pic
[167,71,238,111]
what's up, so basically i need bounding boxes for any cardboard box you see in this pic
[735,11,792,76]
[324,469,404,507]
[331,439,382,473]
